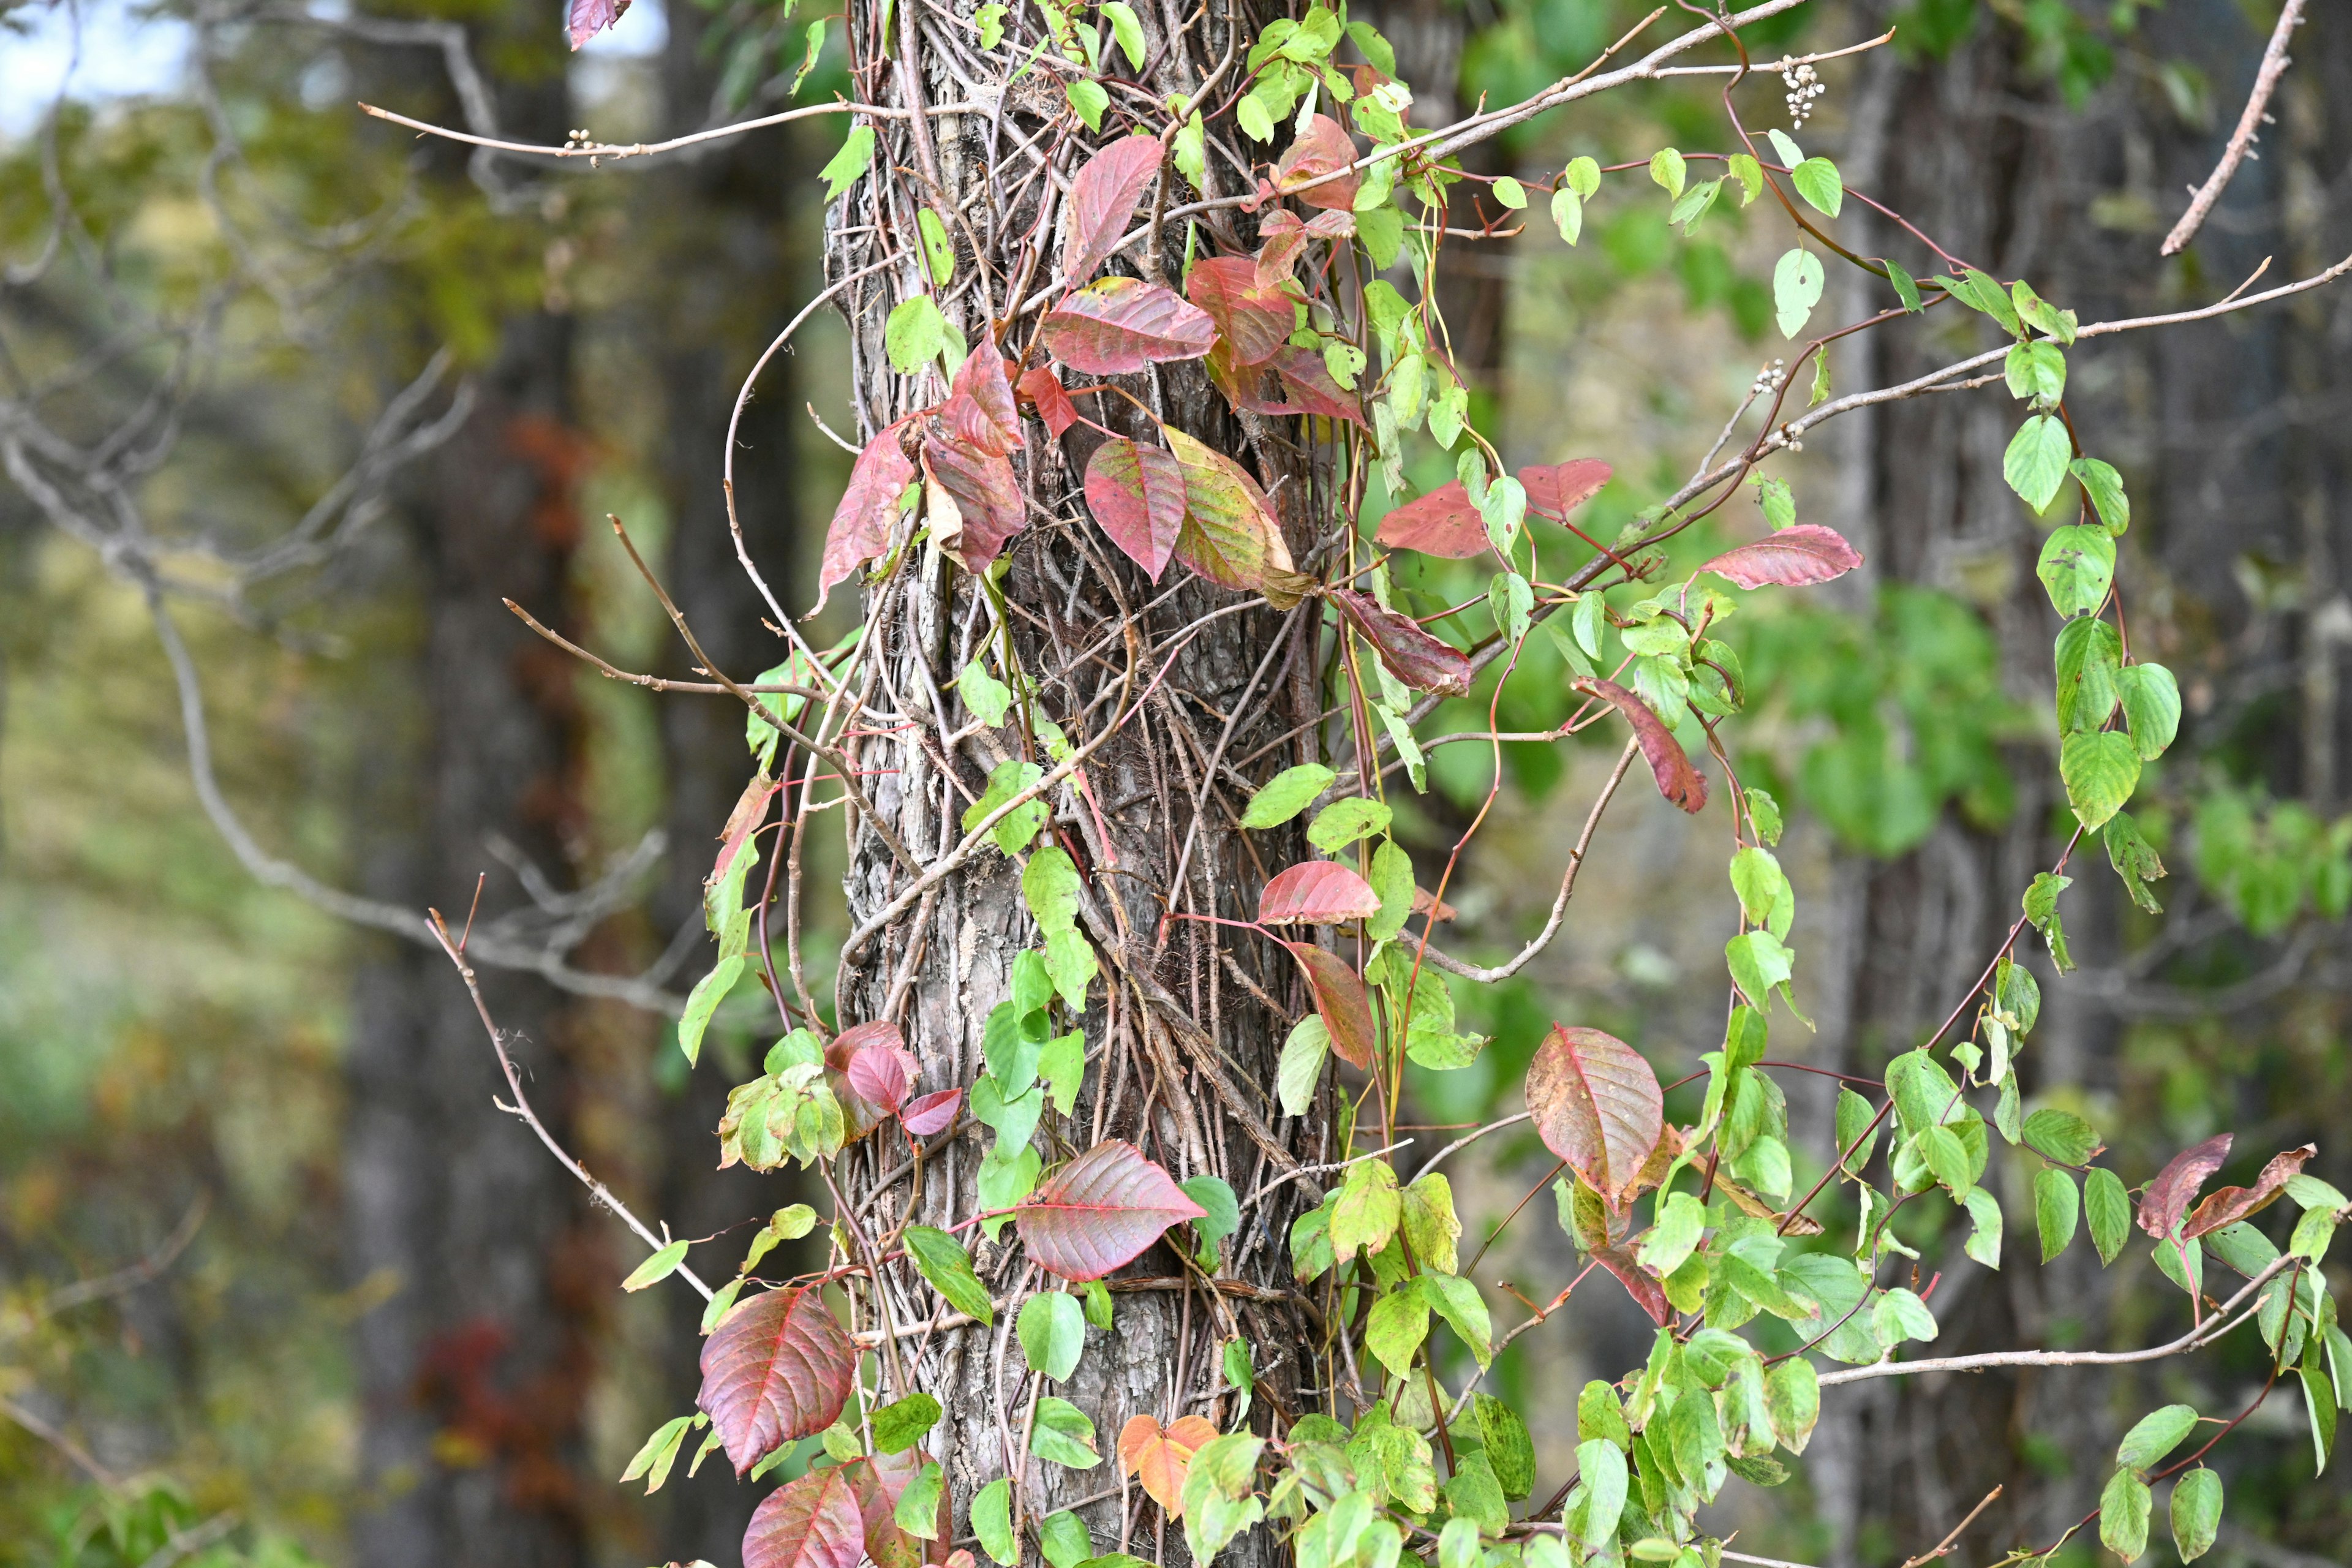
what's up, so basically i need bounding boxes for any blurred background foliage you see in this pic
[4,0,2351,1566]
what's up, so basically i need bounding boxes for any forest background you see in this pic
[3,1,2350,1566]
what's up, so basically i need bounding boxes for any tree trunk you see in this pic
[821,3,1324,1562]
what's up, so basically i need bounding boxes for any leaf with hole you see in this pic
[696,1285,855,1476]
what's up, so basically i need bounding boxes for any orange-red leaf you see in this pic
[1329,587,1472,696]
[1014,1139,1207,1281]
[1017,364,1080,439]
[1275,115,1360,211]
[816,425,915,609]
[921,435,1026,573]
[2184,1144,2316,1239]
[1525,1024,1664,1210]
[1063,136,1164,285]
[1374,482,1486,559]
[943,351,1024,457]
[744,1467,865,1568]
[1257,861,1381,926]
[1041,278,1216,374]
[1284,941,1377,1069]
[2140,1133,2234,1238]
[699,1285,856,1476]
[1085,438,1188,581]
[1696,523,1863,589]
[1119,1414,1220,1514]
[1518,459,1612,518]
[1185,257,1293,366]
[1572,677,1707,813]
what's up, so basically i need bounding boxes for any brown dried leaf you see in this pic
[2182,1143,2315,1239]
[2139,1133,2234,1238]
[1329,587,1473,696]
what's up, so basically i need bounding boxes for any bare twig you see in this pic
[2160,0,2305,257]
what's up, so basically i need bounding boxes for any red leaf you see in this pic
[1284,941,1377,1069]
[1305,209,1355,240]
[1185,257,1294,366]
[1525,1023,1664,1209]
[1014,1139,1207,1281]
[699,1285,856,1476]
[1696,524,1863,589]
[900,1087,963,1136]
[843,1038,911,1112]
[1063,136,1165,286]
[1257,860,1381,926]
[1254,210,1310,287]
[1016,365,1080,439]
[1040,279,1216,374]
[1374,482,1487,559]
[1265,347,1368,427]
[843,1451,948,1568]
[944,351,1024,457]
[2184,1144,2316,1239]
[565,0,630,50]
[1518,459,1611,519]
[1572,677,1707,813]
[1329,587,1472,697]
[1593,1245,1672,1325]
[1167,429,1289,591]
[829,1022,916,1139]
[921,436,1026,573]
[815,426,916,610]
[1085,439,1188,581]
[2139,1133,2234,1238]
[1275,115,1360,211]
[744,1467,865,1568]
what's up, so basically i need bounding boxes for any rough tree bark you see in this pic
[819,2,1327,1562]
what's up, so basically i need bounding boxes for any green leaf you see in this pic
[2117,1404,2198,1472]
[2012,278,2078,342]
[2105,812,2168,914]
[1098,0,1145,67]
[2036,1167,2080,1262]
[1242,763,1333,828]
[2055,616,2123,733]
[2304,1363,2339,1473]
[820,126,876,200]
[1472,1392,1536,1498]
[886,294,948,377]
[1236,90,1275,143]
[1400,1171,1463,1275]
[1886,259,1922,313]
[2005,340,2067,405]
[2061,730,2141,831]
[1182,1174,1241,1266]
[1424,1272,1492,1365]
[1308,797,1392,851]
[1870,1287,1938,1345]
[894,1461,944,1540]
[1031,1396,1102,1468]
[2087,1166,2130,1264]
[1082,1278,1113,1330]
[2291,1204,2337,1263]
[1023,846,1084,937]
[1066,78,1109,131]
[2037,524,2116,617]
[1550,184,1584,244]
[678,955,743,1066]
[2101,1469,2152,1562]
[1669,177,1722,236]
[1043,930,1097,1014]
[904,1225,996,1324]
[1773,248,1825,339]
[1730,846,1795,940]
[1276,1014,1329,1117]
[916,208,956,287]
[1765,1357,1820,1453]
[1365,1284,1432,1377]
[1964,1186,2004,1267]
[623,1238,690,1292]
[1567,1438,1628,1548]
[873,1392,944,1454]
[963,758,1047,854]
[2117,663,2180,760]
[1954,268,2025,336]
[1490,175,1528,209]
[1790,157,1842,217]
[1637,1191,1705,1278]
[1747,786,1785,845]
[1330,1158,1401,1257]
[2023,1109,2101,1166]
[620,1414,698,1493]
[2170,1468,2222,1562]
[1018,1291,1087,1381]
[1648,148,1686,199]
[1727,153,1763,204]
[959,658,1012,726]
[2072,457,2130,533]
[973,1478,1018,1566]
[974,2,1005,48]
[2004,415,2073,511]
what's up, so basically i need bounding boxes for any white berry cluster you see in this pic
[564,128,598,151]
[1749,359,1787,399]
[1776,57,1825,130]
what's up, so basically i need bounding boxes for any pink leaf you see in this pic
[1373,482,1487,559]
[1185,257,1294,366]
[1014,1139,1207,1281]
[1275,115,1360,211]
[2139,1133,2234,1239]
[1518,459,1612,519]
[1017,365,1080,439]
[2183,1144,2316,1239]
[920,435,1026,573]
[1525,1023,1665,1210]
[699,1285,856,1476]
[1284,941,1376,1069]
[815,426,915,611]
[1696,523,1863,589]
[1254,210,1310,287]
[1329,587,1472,696]
[1265,347,1368,426]
[1040,278,1216,374]
[900,1087,963,1137]
[1063,136,1166,286]
[842,1030,911,1112]
[1257,860,1381,926]
[944,351,1024,458]
[1085,439,1188,581]
[565,0,631,50]
[743,1468,865,1568]
[1572,677,1708,813]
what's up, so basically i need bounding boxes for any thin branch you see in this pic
[0,1396,121,1487]
[356,97,982,164]
[1899,1485,2002,1568]
[2160,0,2305,257]
[37,1193,211,1316]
